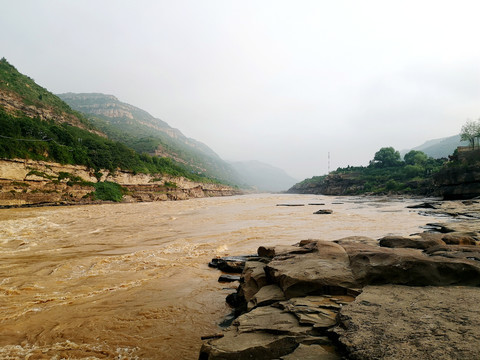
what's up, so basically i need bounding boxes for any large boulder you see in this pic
[335,285,480,360]
[341,242,480,286]
[234,306,310,336]
[265,241,358,298]
[199,331,298,360]
[238,261,269,303]
[424,244,480,261]
[247,284,285,310]
[258,244,316,258]
[378,235,445,250]
[441,233,478,246]
[333,236,378,247]
[276,295,354,330]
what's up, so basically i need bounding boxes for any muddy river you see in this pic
[0,194,441,359]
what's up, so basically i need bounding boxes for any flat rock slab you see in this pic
[335,285,480,360]
[278,295,355,329]
[379,235,445,250]
[239,261,269,302]
[341,242,480,286]
[265,241,357,297]
[234,306,309,335]
[199,331,298,360]
[248,284,285,310]
[280,344,340,360]
[277,204,305,206]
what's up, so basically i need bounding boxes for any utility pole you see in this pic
[328,152,330,174]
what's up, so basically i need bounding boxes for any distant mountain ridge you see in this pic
[401,134,468,159]
[229,160,298,192]
[58,92,241,185]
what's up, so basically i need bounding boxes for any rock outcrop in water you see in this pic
[200,204,480,359]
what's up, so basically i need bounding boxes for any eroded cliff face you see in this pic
[433,149,480,200]
[0,159,240,207]
[434,165,480,199]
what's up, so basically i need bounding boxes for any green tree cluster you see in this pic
[309,147,447,195]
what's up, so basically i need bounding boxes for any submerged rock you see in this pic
[280,344,340,360]
[209,255,259,273]
[313,209,333,214]
[406,202,439,209]
[218,274,241,283]
[276,203,305,206]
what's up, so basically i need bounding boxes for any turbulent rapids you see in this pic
[0,194,441,359]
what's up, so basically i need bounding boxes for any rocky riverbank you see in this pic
[200,200,480,359]
[0,158,240,207]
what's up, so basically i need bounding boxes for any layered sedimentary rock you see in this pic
[434,163,480,199]
[201,226,480,359]
[0,158,239,207]
[335,285,480,360]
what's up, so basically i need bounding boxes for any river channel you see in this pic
[0,194,442,359]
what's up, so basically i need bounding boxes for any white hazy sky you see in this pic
[1,0,480,179]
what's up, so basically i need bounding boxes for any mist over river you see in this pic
[0,194,443,359]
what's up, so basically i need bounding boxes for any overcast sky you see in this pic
[1,1,480,179]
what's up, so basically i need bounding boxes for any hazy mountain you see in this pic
[0,58,225,183]
[58,93,242,185]
[401,134,468,159]
[229,160,298,192]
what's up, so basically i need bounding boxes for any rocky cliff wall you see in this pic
[434,164,480,199]
[0,158,240,207]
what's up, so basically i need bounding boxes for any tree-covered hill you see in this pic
[0,58,220,183]
[58,92,242,185]
[289,147,447,195]
[401,134,468,159]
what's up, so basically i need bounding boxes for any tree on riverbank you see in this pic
[460,119,480,149]
[370,147,402,168]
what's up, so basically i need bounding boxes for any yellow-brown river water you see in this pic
[0,194,442,359]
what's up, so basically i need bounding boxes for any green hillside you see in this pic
[289,147,446,195]
[0,58,91,129]
[0,58,219,183]
[58,93,242,185]
[401,134,468,159]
